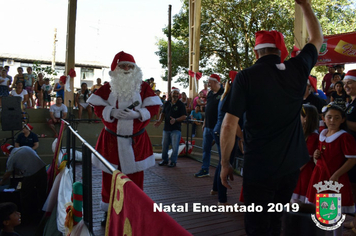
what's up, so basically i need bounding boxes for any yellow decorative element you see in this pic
[105,170,132,236]
[335,40,356,57]
[123,217,133,236]
[113,172,131,215]
[58,160,67,172]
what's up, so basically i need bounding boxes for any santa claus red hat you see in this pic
[208,74,221,83]
[308,75,318,94]
[172,87,180,93]
[111,51,136,71]
[1,143,13,154]
[344,70,356,81]
[254,30,288,62]
[291,46,300,58]
[229,71,238,83]
[25,123,33,131]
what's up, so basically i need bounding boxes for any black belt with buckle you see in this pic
[105,127,145,138]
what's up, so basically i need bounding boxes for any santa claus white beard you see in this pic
[109,67,142,101]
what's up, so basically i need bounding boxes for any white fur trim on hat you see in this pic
[208,77,219,82]
[254,43,277,50]
[344,75,356,81]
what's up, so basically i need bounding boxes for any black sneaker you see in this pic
[158,161,168,166]
[168,162,176,168]
[194,169,210,177]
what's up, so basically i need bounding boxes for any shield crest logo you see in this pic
[311,181,346,230]
[315,193,342,225]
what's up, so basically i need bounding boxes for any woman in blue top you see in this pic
[212,75,243,205]
[53,80,64,101]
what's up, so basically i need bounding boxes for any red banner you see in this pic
[316,31,356,66]
[106,171,192,236]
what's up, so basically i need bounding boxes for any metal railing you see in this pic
[61,119,115,235]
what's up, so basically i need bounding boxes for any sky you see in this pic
[1,0,190,93]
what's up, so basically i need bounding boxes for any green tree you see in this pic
[156,0,356,86]
[32,61,58,82]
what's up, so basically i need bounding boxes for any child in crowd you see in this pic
[190,105,202,137]
[305,104,356,213]
[292,104,319,203]
[327,73,342,96]
[331,81,350,110]
[24,67,35,108]
[0,202,21,236]
[41,78,52,109]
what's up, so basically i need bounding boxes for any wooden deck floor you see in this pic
[91,156,245,236]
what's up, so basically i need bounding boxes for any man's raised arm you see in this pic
[296,0,323,52]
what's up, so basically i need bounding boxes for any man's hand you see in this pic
[154,120,162,127]
[169,116,176,125]
[220,164,234,189]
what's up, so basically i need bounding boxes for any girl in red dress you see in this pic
[305,104,356,213]
[292,104,319,203]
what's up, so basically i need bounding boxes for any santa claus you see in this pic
[87,51,161,221]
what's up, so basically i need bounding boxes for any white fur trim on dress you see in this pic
[142,95,162,107]
[87,93,109,106]
[136,108,151,122]
[345,154,356,158]
[319,129,346,143]
[102,106,115,123]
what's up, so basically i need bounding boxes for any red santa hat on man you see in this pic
[208,74,221,83]
[111,51,136,71]
[308,75,318,95]
[1,143,13,155]
[172,87,180,93]
[344,70,356,81]
[254,30,288,62]
[25,123,33,131]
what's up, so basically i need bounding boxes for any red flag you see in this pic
[106,171,192,236]
[188,70,202,80]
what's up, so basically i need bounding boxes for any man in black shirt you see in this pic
[154,88,187,167]
[194,74,224,177]
[220,0,323,235]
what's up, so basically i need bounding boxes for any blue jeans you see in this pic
[213,136,237,203]
[161,130,181,163]
[201,127,220,171]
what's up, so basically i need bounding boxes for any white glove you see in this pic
[113,109,141,120]
[110,108,125,119]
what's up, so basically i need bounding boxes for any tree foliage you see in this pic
[32,61,58,82]
[156,0,356,86]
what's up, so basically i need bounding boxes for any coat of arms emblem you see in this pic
[311,181,346,230]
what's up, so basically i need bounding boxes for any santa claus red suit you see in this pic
[87,51,161,211]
